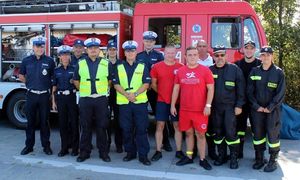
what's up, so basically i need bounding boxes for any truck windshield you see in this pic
[244,17,260,56]
[211,17,241,49]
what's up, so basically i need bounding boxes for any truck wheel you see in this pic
[6,91,27,129]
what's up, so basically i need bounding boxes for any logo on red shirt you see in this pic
[186,72,195,78]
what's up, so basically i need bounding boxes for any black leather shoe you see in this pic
[162,143,173,152]
[151,151,162,161]
[71,151,79,156]
[139,157,151,166]
[100,154,111,162]
[176,156,193,166]
[20,147,33,155]
[175,151,185,159]
[123,153,137,162]
[76,154,90,162]
[43,147,53,155]
[199,159,212,170]
[58,150,69,157]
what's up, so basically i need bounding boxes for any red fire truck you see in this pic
[0,0,267,128]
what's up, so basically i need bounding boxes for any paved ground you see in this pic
[0,111,299,180]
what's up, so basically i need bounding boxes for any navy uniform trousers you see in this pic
[25,91,51,148]
[119,102,150,158]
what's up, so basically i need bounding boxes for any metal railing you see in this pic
[0,1,133,15]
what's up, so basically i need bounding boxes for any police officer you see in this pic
[235,40,261,158]
[73,38,112,162]
[113,41,151,166]
[137,31,172,152]
[209,46,245,169]
[71,39,85,68]
[52,45,79,157]
[106,41,123,153]
[247,46,285,172]
[19,37,55,155]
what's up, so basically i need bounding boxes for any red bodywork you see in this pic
[133,1,267,63]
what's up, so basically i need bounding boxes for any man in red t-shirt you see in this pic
[150,45,184,162]
[171,46,214,170]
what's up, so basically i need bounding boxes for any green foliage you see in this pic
[250,0,300,110]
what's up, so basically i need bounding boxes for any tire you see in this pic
[6,91,27,129]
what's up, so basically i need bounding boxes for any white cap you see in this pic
[57,45,72,54]
[122,40,138,50]
[32,36,46,46]
[143,31,158,40]
[84,38,101,47]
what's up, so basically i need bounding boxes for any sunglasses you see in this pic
[214,54,225,58]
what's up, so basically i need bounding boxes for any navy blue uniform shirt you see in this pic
[112,60,151,86]
[52,65,76,91]
[70,54,86,68]
[73,57,113,95]
[137,49,164,70]
[20,54,55,90]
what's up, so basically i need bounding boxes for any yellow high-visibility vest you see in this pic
[116,63,148,105]
[78,58,109,97]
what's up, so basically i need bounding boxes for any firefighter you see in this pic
[235,40,261,158]
[247,46,285,172]
[113,40,151,166]
[196,39,217,161]
[171,46,214,170]
[73,38,112,163]
[209,46,245,169]
[137,31,172,152]
[19,37,55,155]
[106,41,123,153]
[51,45,79,157]
[71,39,85,68]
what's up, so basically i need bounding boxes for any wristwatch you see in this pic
[134,92,139,97]
[205,104,212,108]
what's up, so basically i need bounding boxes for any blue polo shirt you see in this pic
[52,65,76,91]
[73,57,113,95]
[137,49,164,70]
[20,54,55,90]
[112,60,151,86]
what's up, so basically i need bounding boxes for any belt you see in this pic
[88,94,105,98]
[29,89,50,95]
[57,89,76,95]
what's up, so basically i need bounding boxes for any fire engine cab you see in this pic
[0,0,267,128]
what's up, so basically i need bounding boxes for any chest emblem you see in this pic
[42,69,48,76]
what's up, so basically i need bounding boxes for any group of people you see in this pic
[18,31,285,173]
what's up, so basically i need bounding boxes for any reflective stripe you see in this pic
[213,74,218,79]
[226,138,240,145]
[267,82,278,88]
[206,133,215,137]
[250,76,262,80]
[225,81,235,86]
[214,138,224,145]
[253,138,266,145]
[237,131,246,136]
[268,141,280,148]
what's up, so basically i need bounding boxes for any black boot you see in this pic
[229,146,239,169]
[206,135,218,160]
[214,142,227,166]
[264,152,279,172]
[253,151,265,170]
[238,140,244,159]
